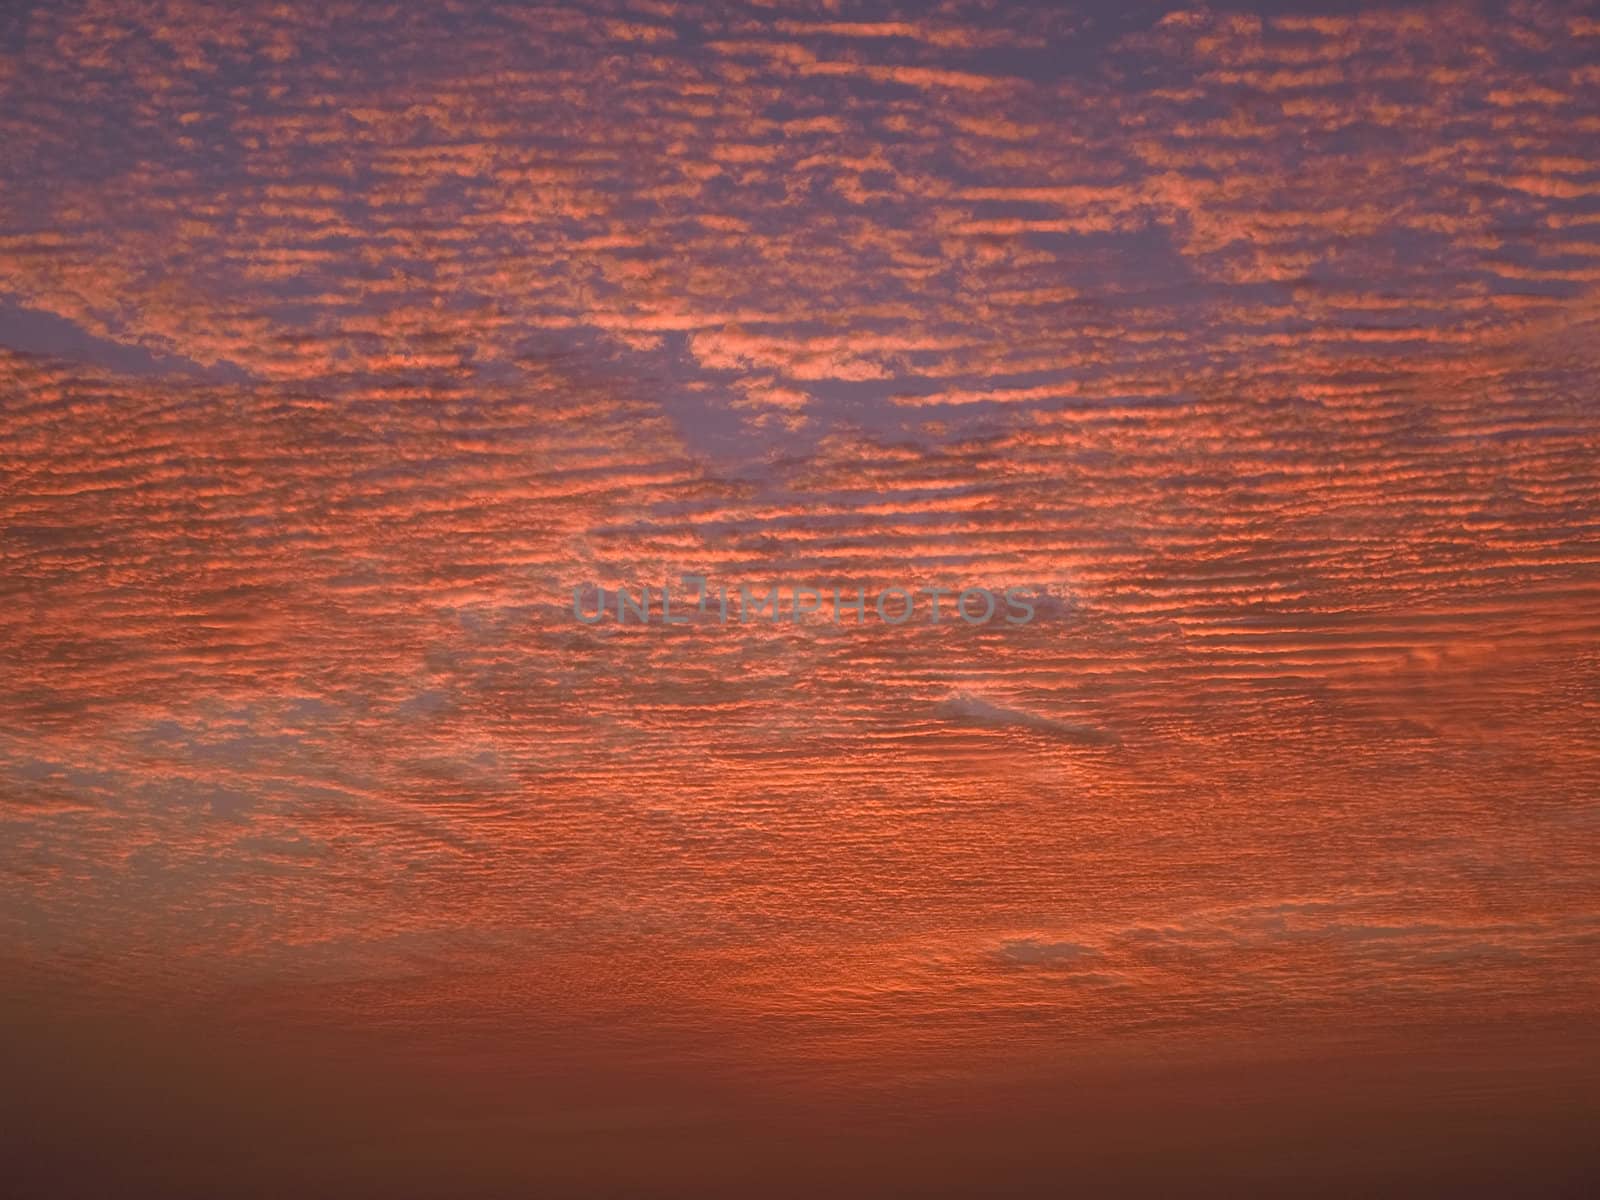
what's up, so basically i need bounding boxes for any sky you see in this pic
[2,0,1599,1195]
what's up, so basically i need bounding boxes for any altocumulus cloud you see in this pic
[935,692,1117,745]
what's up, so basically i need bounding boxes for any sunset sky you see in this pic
[2,0,1599,1195]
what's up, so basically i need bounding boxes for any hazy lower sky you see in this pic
[2,1,1598,1195]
